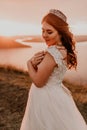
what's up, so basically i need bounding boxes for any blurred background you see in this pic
[0,0,87,129]
[0,0,87,85]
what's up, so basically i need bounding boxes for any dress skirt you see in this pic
[20,83,87,130]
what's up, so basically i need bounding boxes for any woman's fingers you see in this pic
[34,51,46,61]
[31,51,46,67]
[32,55,44,65]
[34,54,44,60]
[35,57,44,64]
[34,51,45,57]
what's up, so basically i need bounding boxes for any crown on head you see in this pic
[49,9,67,22]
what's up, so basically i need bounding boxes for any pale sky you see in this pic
[0,0,87,35]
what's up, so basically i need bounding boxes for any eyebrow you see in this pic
[42,28,52,31]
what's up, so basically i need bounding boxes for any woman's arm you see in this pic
[27,52,57,88]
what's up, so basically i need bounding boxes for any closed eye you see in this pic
[42,28,53,34]
[47,31,53,34]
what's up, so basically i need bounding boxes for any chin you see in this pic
[46,42,50,46]
[48,43,56,46]
[47,43,51,46]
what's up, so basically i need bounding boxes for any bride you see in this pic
[20,9,87,130]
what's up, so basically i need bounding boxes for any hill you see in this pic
[0,36,30,48]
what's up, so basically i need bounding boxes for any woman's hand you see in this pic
[30,51,46,70]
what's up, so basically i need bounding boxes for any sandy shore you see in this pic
[0,65,87,130]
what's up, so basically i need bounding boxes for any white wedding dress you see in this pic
[20,45,87,130]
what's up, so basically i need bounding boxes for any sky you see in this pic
[0,0,87,36]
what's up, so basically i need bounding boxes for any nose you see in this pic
[42,32,49,39]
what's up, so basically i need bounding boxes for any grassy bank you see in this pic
[0,65,87,130]
[0,65,32,130]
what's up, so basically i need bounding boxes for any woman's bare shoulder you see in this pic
[38,52,56,69]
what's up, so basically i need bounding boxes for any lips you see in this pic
[45,39,50,42]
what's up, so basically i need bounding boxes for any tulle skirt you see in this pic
[20,83,87,130]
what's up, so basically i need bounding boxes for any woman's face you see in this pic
[42,22,61,46]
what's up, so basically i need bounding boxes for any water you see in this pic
[0,41,87,84]
[0,42,47,70]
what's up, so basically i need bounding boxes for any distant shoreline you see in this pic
[0,35,87,49]
[19,35,87,43]
[75,35,87,42]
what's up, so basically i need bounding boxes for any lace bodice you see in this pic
[46,45,67,86]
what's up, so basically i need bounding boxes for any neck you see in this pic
[56,42,62,46]
[56,44,65,50]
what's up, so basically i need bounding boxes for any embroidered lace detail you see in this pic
[46,45,67,87]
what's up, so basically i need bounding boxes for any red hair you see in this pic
[42,13,77,69]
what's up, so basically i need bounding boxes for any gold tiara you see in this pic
[49,9,67,22]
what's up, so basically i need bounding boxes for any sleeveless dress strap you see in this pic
[47,46,63,67]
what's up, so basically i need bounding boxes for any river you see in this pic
[0,41,87,85]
